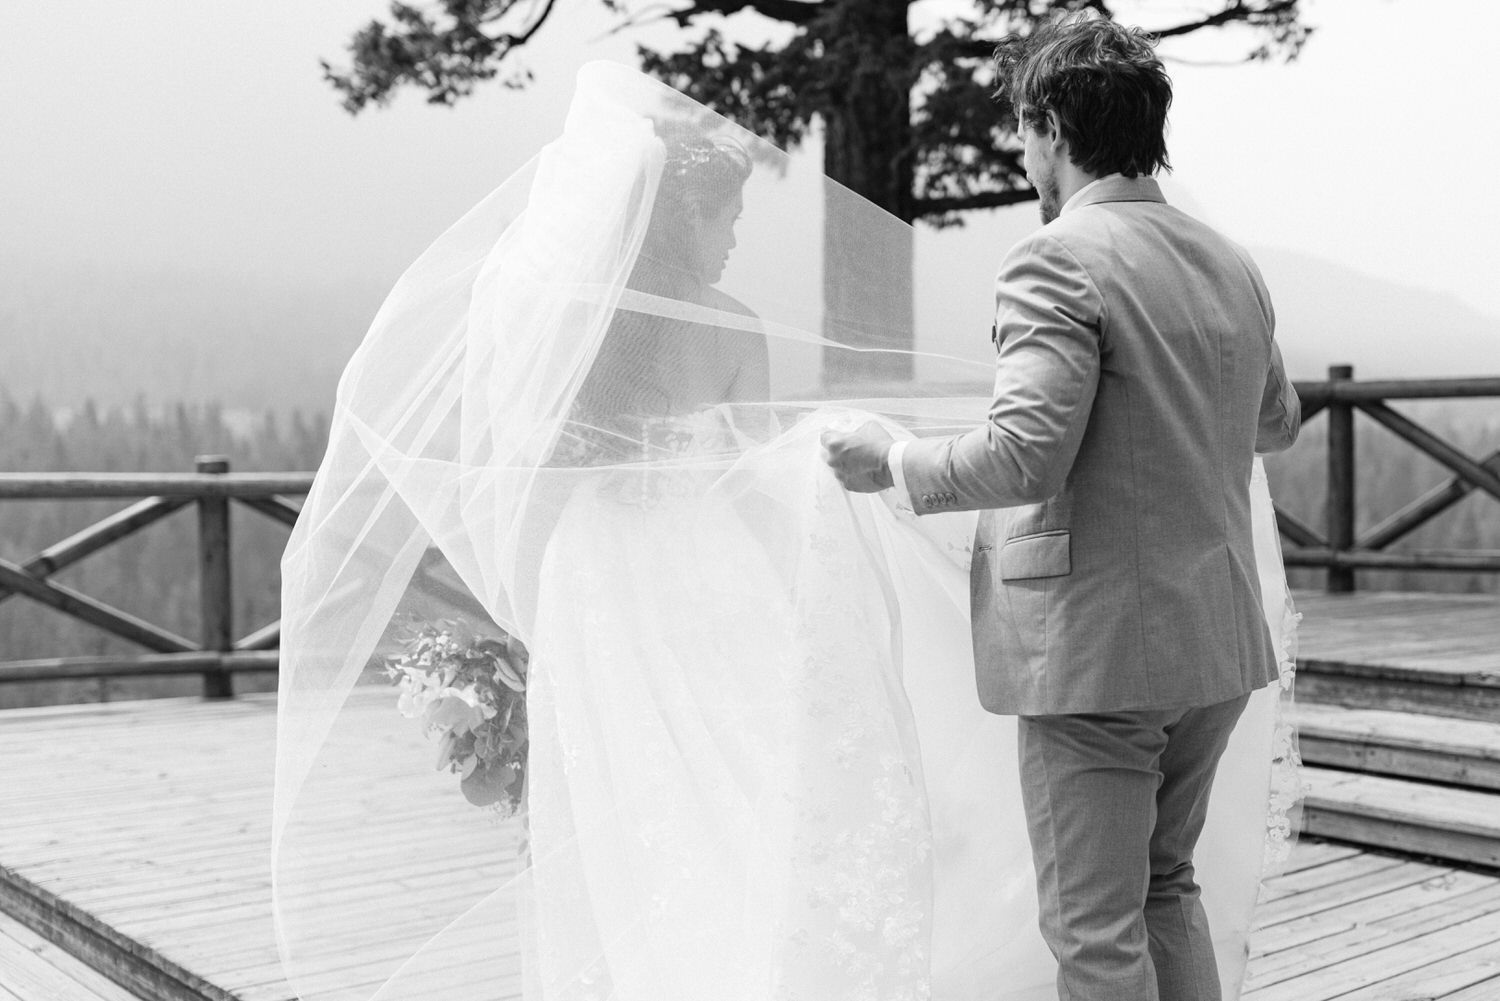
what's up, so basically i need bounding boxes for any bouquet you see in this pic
[384,618,529,813]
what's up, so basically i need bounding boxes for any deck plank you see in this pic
[1253,859,1455,926]
[1443,974,1500,1000]
[1250,868,1498,958]
[1330,934,1500,1000]
[1272,839,1364,875]
[1245,880,1500,991]
[1255,851,1422,904]
[1243,910,1500,1001]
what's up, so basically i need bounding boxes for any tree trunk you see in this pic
[819,0,916,388]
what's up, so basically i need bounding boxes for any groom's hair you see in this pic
[993,14,1172,179]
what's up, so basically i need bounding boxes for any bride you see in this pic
[273,62,1298,1001]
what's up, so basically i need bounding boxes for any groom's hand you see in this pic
[821,422,896,494]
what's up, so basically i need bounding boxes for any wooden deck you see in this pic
[0,692,521,1001]
[3,590,1500,1001]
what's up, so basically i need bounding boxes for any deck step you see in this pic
[0,909,149,1001]
[1293,704,1500,790]
[0,862,233,1001]
[1295,666,1500,722]
[1292,591,1500,722]
[1300,766,1500,869]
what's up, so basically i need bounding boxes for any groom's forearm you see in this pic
[898,324,1100,514]
[896,413,1089,514]
[1255,342,1301,454]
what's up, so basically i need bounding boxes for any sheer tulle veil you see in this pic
[273,61,1299,1001]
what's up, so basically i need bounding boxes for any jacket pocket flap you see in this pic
[998,530,1071,581]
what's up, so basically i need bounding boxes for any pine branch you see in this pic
[1153,0,1299,38]
[322,0,563,114]
[660,0,827,27]
[915,189,1039,215]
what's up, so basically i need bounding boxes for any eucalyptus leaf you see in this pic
[434,730,455,770]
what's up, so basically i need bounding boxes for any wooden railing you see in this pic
[1281,366,1500,592]
[0,456,312,697]
[1,369,1496,694]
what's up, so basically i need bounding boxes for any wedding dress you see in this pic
[273,62,1298,1001]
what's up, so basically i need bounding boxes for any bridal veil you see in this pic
[273,61,1299,1001]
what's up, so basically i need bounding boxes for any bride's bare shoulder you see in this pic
[700,286,757,319]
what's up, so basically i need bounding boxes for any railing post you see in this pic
[1326,365,1357,593]
[196,455,234,698]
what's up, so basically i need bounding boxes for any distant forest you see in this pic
[1,394,1497,709]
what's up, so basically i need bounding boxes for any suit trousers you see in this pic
[1017,692,1252,1001]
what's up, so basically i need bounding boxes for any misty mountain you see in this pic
[1,255,383,415]
[1249,247,1500,380]
[3,246,1497,418]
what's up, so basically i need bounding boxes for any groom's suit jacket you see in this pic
[900,175,1300,716]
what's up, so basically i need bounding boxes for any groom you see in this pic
[824,15,1299,1001]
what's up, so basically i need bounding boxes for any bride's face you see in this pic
[692,190,742,285]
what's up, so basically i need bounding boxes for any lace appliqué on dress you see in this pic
[1263,591,1303,874]
[771,476,933,1001]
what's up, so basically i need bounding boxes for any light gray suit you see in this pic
[899,175,1299,1000]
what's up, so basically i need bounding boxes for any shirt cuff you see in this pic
[886,440,913,512]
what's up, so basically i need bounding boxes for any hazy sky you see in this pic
[1163,0,1500,318]
[3,0,1497,371]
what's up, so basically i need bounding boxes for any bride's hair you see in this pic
[659,134,752,215]
[639,133,751,270]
